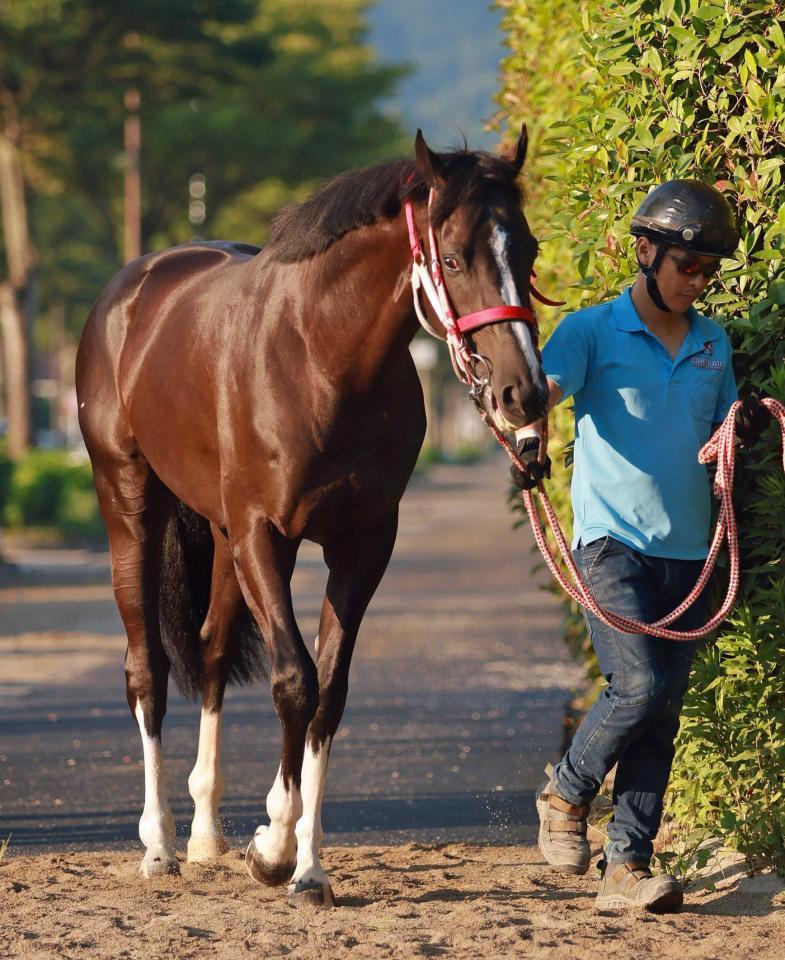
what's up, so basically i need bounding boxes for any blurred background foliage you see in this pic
[0,0,406,342]
[368,0,505,149]
[497,0,785,871]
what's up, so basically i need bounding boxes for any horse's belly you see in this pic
[300,460,416,544]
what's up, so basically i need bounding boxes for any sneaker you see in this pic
[536,778,591,876]
[595,860,683,913]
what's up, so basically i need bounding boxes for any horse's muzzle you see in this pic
[497,379,548,430]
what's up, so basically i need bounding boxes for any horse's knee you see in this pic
[125,653,168,720]
[271,658,319,726]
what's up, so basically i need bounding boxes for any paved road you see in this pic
[0,455,581,853]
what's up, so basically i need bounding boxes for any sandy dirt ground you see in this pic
[2,460,784,957]
[3,841,784,960]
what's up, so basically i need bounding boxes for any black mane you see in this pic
[266,149,524,263]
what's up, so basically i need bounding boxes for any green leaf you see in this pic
[718,35,750,63]
[692,4,727,22]
[768,280,785,305]
[769,20,785,49]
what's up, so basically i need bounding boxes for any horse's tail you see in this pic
[158,499,268,699]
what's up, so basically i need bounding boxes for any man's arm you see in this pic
[545,377,564,413]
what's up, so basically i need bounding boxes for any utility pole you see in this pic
[123,86,141,263]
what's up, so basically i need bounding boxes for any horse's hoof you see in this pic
[140,854,180,878]
[287,879,336,908]
[187,836,230,862]
[245,840,295,887]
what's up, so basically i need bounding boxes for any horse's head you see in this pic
[411,128,549,429]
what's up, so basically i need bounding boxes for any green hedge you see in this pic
[497,0,599,679]
[3,449,104,540]
[497,0,785,869]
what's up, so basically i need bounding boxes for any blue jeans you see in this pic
[552,536,706,865]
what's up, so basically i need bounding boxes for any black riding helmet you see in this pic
[630,180,739,311]
[631,180,739,256]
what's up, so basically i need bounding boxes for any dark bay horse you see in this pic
[75,129,548,905]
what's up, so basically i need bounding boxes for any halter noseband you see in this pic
[404,189,548,385]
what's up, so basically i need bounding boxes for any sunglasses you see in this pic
[665,252,721,279]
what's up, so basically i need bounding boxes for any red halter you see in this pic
[404,190,543,338]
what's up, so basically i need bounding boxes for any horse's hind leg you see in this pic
[289,510,399,907]
[90,452,178,877]
[187,527,238,862]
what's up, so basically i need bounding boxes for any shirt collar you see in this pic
[613,287,721,344]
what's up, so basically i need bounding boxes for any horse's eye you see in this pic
[443,255,461,273]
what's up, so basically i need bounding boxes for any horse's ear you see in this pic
[509,123,528,177]
[414,129,446,187]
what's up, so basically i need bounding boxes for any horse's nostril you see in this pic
[501,385,516,411]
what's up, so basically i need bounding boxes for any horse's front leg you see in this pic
[231,520,319,887]
[289,510,399,907]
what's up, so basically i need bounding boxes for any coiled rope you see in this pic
[480,397,785,640]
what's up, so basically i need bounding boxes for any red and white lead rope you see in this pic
[482,397,785,641]
[401,187,783,638]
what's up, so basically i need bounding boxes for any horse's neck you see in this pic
[303,219,419,390]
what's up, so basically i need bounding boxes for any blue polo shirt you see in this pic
[542,288,737,559]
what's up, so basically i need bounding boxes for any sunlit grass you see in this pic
[0,835,10,862]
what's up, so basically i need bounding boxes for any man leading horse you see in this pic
[513,181,771,912]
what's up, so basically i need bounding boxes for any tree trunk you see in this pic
[0,94,36,458]
[0,282,31,457]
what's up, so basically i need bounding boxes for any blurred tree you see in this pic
[0,0,268,455]
[0,0,405,455]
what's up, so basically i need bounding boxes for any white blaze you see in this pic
[490,223,547,392]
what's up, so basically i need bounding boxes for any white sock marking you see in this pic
[292,738,332,888]
[134,702,176,869]
[253,764,301,868]
[188,707,225,843]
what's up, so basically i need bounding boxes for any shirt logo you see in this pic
[692,343,724,370]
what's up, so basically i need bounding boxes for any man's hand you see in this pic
[735,392,771,446]
[510,436,551,490]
